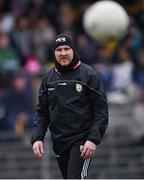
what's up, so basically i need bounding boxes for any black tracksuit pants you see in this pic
[55,141,91,179]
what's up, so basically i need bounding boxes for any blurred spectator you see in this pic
[107,46,134,104]
[130,88,144,144]
[126,23,143,56]
[25,55,41,75]
[93,44,112,91]
[110,47,133,91]
[28,0,50,29]
[0,32,20,71]
[11,0,27,18]
[76,33,97,66]
[132,45,144,87]
[116,24,144,90]
[127,0,144,34]
[45,3,58,29]
[11,15,33,65]
[0,96,6,130]
[32,16,56,64]
[0,10,15,34]
[57,2,76,35]
[3,72,34,135]
[31,74,42,106]
[0,70,7,130]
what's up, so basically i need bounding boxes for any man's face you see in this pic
[55,45,74,66]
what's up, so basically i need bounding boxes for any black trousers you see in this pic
[55,141,91,179]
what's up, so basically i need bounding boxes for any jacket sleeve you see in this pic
[31,76,50,144]
[87,71,108,145]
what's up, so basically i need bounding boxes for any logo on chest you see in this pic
[76,83,82,92]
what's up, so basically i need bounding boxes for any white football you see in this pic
[83,1,130,42]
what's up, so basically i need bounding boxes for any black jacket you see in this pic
[31,62,108,154]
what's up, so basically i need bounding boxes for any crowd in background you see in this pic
[0,0,144,139]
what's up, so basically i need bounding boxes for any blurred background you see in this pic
[0,0,144,178]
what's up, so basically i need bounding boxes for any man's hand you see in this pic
[81,140,96,159]
[33,141,44,159]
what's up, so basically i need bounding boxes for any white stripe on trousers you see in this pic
[81,158,90,179]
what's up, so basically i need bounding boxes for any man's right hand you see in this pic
[33,141,44,159]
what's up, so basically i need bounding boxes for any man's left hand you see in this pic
[81,140,96,159]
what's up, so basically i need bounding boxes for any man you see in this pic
[31,34,108,179]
